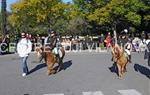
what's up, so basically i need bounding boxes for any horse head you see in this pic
[35,47,43,57]
[112,45,123,62]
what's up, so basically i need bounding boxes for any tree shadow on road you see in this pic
[134,63,150,79]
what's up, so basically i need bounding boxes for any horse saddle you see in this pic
[52,48,63,58]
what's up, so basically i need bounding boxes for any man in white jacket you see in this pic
[17,32,32,77]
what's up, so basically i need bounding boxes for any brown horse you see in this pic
[36,47,65,75]
[111,44,128,79]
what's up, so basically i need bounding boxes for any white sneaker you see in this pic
[22,73,26,77]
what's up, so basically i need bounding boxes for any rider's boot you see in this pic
[128,55,132,63]
[56,54,64,71]
[148,55,150,66]
[56,54,60,63]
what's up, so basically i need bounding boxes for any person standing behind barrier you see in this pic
[17,32,32,77]
[145,39,150,66]
[2,34,10,54]
[99,33,105,50]
[0,35,2,55]
[124,39,133,63]
[105,32,111,50]
[44,29,51,45]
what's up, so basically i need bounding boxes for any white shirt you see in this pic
[17,38,32,57]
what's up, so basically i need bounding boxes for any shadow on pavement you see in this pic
[134,63,150,79]
[29,60,72,74]
[29,63,47,74]
[63,60,72,70]
[109,63,117,75]
[53,60,73,72]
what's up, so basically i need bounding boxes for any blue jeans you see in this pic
[21,56,29,74]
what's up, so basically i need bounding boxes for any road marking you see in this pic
[83,91,104,95]
[43,89,143,95]
[43,94,64,95]
[118,89,142,95]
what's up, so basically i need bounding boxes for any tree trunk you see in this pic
[113,30,117,44]
[1,0,7,36]
[112,21,117,44]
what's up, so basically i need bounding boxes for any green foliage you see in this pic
[144,15,150,21]
[125,12,141,25]
[67,16,87,35]
[6,0,150,36]
[129,26,136,33]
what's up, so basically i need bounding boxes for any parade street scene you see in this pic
[0,51,150,95]
[0,0,150,95]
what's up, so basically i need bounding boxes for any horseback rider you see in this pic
[45,29,61,63]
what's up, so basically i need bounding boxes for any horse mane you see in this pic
[114,44,124,59]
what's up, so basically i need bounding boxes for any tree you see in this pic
[73,0,111,35]
[8,0,74,35]
[84,0,149,33]
[8,0,150,36]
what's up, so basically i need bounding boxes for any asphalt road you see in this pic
[0,51,149,95]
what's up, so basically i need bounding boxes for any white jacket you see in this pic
[17,38,32,57]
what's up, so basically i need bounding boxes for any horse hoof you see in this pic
[52,70,57,74]
[47,71,53,76]
[47,72,51,76]
[118,77,123,80]
[58,67,64,72]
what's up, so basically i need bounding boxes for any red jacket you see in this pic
[105,35,111,46]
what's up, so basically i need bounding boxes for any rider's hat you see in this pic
[50,30,56,37]
[48,29,52,33]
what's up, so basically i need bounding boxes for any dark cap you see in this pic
[48,29,52,33]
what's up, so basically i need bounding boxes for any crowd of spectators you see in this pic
[0,31,150,55]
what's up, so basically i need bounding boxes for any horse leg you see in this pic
[121,65,125,79]
[117,64,122,79]
[124,63,127,72]
[47,62,55,75]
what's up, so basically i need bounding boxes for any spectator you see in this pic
[145,39,150,66]
[35,34,42,44]
[0,35,2,55]
[3,34,10,54]
[14,35,19,53]
[124,39,133,63]
[105,32,111,49]
[99,33,105,49]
